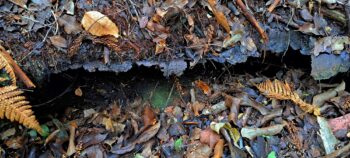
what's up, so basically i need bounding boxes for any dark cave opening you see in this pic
[28,51,349,121]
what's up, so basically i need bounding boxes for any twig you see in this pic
[267,0,281,13]
[321,142,350,158]
[320,8,346,26]
[50,10,59,35]
[165,82,175,107]
[235,0,269,43]
[344,1,350,34]
[271,14,300,29]
[0,51,36,88]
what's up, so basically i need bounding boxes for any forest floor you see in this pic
[0,0,350,158]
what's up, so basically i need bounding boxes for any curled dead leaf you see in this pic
[143,105,157,127]
[213,139,224,158]
[195,80,211,95]
[50,35,68,48]
[81,11,119,38]
[74,87,83,97]
[135,122,161,144]
[200,128,220,148]
[208,0,231,33]
[192,101,205,116]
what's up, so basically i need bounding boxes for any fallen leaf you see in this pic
[81,11,119,38]
[241,123,286,140]
[313,81,345,106]
[174,138,183,152]
[5,136,24,149]
[155,38,167,54]
[80,133,108,149]
[318,116,339,154]
[298,23,319,35]
[143,105,157,127]
[210,122,240,145]
[9,0,27,8]
[186,141,212,158]
[195,80,211,95]
[135,122,161,144]
[58,15,82,34]
[267,151,277,158]
[208,0,231,33]
[1,128,16,140]
[192,101,204,116]
[49,35,68,48]
[83,108,96,118]
[213,139,224,158]
[103,117,114,132]
[200,128,220,148]
[328,113,350,132]
[80,145,104,158]
[141,140,155,157]
[111,143,135,155]
[74,87,83,96]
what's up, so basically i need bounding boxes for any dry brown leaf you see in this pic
[74,87,83,96]
[200,128,220,148]
[186,141,212,158]
[49,35,68,48]
[195,80,211,95]
[135,122,161,144]
[143,105,157,127]
[5,136,24,149]
[208,0,231,33]
[81,11,119,38]
[58,15,82,34]
[9,0,27,8]
[213,139,224,158]
[192,101,205,116]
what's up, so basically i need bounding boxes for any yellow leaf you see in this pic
[81,11,119,38]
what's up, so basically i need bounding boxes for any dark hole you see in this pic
[28,51,349,121]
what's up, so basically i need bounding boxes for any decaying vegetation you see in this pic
[0,0,350,157]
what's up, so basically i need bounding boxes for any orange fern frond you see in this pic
[0,85,43,134]
[256,79,321,116]
[0,52,16,85]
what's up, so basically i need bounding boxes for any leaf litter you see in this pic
[0,66,348,157]
[0,0,350,157]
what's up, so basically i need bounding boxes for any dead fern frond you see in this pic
[0,51,16,85]
[256,79,321,116]
[0,85,43,134]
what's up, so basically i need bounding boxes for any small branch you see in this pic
[320,8,346,26]
[235,0,269,43]
[267,0,281,13]
[321,142,350,158]
[0,51,35,88]
[344,2,350,35]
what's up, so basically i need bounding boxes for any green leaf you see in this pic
[267,151,276,158]
[28,130,37,138]
[40,125,50,137]
[134,153,144,158]
[174,138,183,152]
